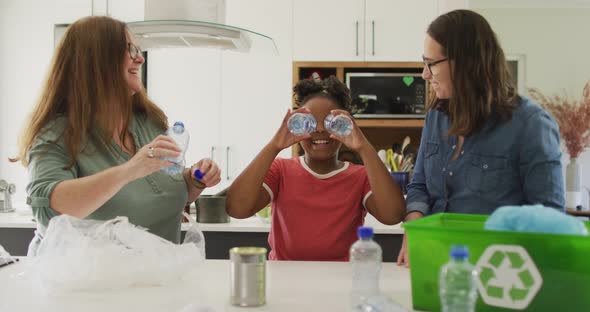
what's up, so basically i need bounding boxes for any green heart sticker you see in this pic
[403,76,414,87]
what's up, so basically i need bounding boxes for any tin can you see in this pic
[229,247,267,307]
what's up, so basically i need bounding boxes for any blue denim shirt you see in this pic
[406,97,565,216]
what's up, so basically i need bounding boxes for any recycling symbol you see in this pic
[475,245,542,310]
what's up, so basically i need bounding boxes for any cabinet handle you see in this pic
[226,146,230,180]
[355,21,359,56]
[372,20,375,56]
[210,146,215,160]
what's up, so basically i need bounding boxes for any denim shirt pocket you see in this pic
[423,142,441,189]
[466,153,508,194]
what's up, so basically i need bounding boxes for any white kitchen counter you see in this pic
[0,259,417,312]
[0,210,404,234]
[0,211,34,228]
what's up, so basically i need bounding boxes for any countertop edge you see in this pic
[0,212,404,234]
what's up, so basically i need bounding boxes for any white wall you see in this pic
[0,0,73,205]
[473,6,590,204]
[475,8,590,95]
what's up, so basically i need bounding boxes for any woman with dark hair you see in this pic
[20,16,221,254]
[397,10,564,267]
[226,76,405,261]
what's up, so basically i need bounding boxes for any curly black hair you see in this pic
[293,75,352,112]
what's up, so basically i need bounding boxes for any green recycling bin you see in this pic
[403,213,590,311]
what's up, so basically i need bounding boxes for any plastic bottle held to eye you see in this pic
[324,113,353,136]
[439,245,478,312]
[162,121,189,175]
[350,226,382,310]
[287,113,317,135]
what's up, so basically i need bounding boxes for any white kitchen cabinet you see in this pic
[52,0,145,27]
[52,0,144,48]
[146,49,224,194]
[52,0,92,24]
[293,0,365,61]
[147,0,292,195]
[293,0,437,62]
[219,0,293,188]
[104,0,145,22]
[437,0,469,15]
[365,0,437,61]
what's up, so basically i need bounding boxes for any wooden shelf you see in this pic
[293,61,424,85]
[292,61,426,158]
[293,61,423,70]
[566,209,590,218]
[355,119,424,128]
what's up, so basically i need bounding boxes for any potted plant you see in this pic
[529,81,590,210]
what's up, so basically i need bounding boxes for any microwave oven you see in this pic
[345,72,426,118]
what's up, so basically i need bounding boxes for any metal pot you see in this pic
[195,195,230,223]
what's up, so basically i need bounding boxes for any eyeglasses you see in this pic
[127,43,142,61]
[423,56,448,75]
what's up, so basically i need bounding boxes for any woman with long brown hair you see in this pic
[20,16,220,254]
[397,10,564,266]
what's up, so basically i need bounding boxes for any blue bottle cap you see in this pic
[450,245,469,259]
[357,226,374,239]
[173,121,185,128]
[193,169,204,180]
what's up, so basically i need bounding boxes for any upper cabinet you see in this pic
[104,0,145,22]
[365,0,437,62]
[293,0,438,62]
[293,0,365,62]
[52,0,91,24]
[437,0,469,15]
[52,0,145,24]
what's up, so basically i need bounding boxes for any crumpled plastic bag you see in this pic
[0,243,10,259]
[183,212,206,257]
[29,213,205,294]
[0,243,17,266]
[485,204,589,236]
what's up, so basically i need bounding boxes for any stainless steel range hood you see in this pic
[128,20,256,52]
[127,0,276,53]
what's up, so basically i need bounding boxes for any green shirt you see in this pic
[26,113,188,243]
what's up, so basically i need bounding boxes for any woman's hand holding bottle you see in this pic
[121,135,181,182]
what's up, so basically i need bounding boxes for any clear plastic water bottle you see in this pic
[439,245,478,312]
[324,113,353,136]
[162,121,189,175]
[287,113,317,135]
[350,226,382,310]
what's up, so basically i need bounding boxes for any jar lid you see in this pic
[229,247,267,263]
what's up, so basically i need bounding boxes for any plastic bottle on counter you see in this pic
[324,113,353,136]
[350,226,382,310]
[162,121,189,175]
[287,113,317,135]
[439,245,478,312]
